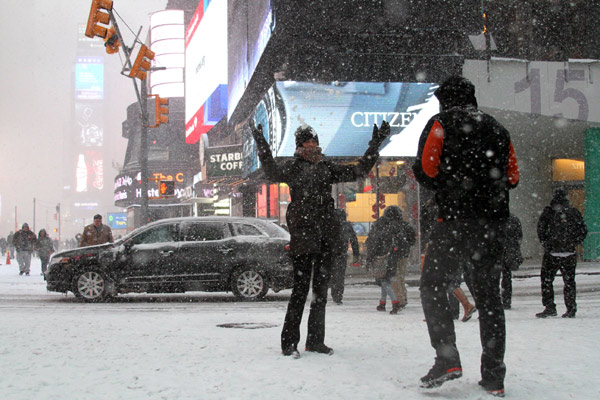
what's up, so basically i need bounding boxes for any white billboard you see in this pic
[185,0,228,144]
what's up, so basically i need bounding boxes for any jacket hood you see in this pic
[550,188,569,207]
[382,206,403,221]
[434,76,478,111]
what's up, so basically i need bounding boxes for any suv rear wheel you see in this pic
[231,267,268,300]
[73,269,112,302]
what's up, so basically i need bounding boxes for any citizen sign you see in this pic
[350,112,415,128]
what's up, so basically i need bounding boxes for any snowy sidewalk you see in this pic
[345,259,600,287]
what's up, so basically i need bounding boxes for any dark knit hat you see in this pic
[295,125,319,148]
[434,75,478,110]
[93,214,102,220]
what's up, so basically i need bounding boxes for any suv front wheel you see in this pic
[231,267,269,300]
[73,269,112,302]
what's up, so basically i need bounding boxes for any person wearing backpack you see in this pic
[388,207,416,313]
[366,206,412,314]
[536,188,587,318]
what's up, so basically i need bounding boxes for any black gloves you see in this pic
[249,120,269,153]
[369,120,391,148]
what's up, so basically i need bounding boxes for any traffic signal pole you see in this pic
[86,1,168,228]
[139,81,149,225]
[108,12,149,226]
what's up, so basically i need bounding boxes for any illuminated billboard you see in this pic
[75,56,104,100]
[244,81,438,174]
[107,212,127,230]
[184,0,228,144]
[227,0,274,122]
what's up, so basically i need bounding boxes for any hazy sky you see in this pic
[0,0,167,236]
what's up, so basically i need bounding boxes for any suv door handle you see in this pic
[218,246,234,254]
[159,250,174,257]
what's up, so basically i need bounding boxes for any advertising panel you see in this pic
[185,0,228,144]
[75,150,104,193]
[75,103,104,147]
[244,81,438,175]
[114,169,190,206]
[206,145,243,178]
[75,56,104,100]
[227,0,273,122]
[107,212,127,230]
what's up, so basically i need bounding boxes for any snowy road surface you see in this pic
[1,258,599,400]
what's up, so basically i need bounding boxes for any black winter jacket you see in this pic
[537,198,587,253]
[413,108,519,222]
[366,207,416,261]
[258,146,379,256]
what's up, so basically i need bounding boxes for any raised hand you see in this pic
[371,120,390,146]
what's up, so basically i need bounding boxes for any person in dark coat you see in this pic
[366,206,416,314]
[501,213,523,309]
[250,119,389,358]
[7,231,15,259]
[330,209,359,305]
[12,223,37,275]
[413,76,519,395]
[36,229,55,275]
[536,188,587,318]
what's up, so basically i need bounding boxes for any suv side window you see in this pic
[232,223,266,237]
[181,222,228,241]
[131,224,178,245]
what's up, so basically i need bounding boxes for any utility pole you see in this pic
[140,80,149,226]
[33,197,36,233]
[56,203,61,244]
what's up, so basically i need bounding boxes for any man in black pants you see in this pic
[250,120,389,358]
[413,76,520,397]
[536,188,587,318]
[330,209,359,305]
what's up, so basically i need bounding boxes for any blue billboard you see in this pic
[75,56,104,100]
[107,212,127,230]
[244,81,439,175]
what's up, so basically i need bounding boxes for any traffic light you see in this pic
[104,27,121,54]
[85,0,113,39]
[158,180,175,196]
[149,95,169,127]
[129,45,155,80]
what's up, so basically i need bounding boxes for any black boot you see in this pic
[535,307,557,318]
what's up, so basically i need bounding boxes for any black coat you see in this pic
[366,207,416,262]
[504,213,523,269]
[333,218,359,256]
[412,78,519,222]
[537,198,587,253]
[259,148,378,256]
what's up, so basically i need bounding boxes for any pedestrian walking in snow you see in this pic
[536,188,587,318]
[79,214,113,247]
[36,229,55,276]
[250,119,389,358]
[413,75,519,396]
[12,223,37,275]
[7,231,15,259]
[330,209,359,305]
[501,213,523,309]
[366,206,415,314]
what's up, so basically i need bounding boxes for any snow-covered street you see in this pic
[1,258,599,400]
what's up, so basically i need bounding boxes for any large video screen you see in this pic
[244,81,439,174]
[227,0,273,122]
[184,0,228,144]
[75,56,104,100]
